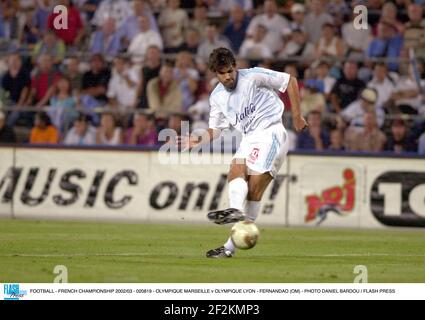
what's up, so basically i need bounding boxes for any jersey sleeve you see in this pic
[249,67,291,93]
[208,96,229,130]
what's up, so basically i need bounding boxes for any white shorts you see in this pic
[233,123,289,178]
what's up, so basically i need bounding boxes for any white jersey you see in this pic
[209,67,290,135]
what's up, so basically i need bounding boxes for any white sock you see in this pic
[228,178,248,211]
[224,237,235,253]
[224,178,248,254]
[245,201,261,221]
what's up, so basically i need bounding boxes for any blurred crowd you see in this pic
[0,0,424,154]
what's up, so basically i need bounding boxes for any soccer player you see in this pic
[180,47,308,258]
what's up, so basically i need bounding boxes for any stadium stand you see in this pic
[0,0,424,154]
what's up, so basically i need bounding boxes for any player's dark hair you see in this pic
[208,47,236,72]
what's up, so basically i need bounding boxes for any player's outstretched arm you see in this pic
[287,76,308,132]
[177,128,221,151]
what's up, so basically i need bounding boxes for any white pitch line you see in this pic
[1,253,157,258]
[2,253,425,258]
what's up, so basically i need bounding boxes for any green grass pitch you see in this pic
[0,219,424,283]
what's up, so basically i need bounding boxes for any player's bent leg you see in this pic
[207,158,248,225]
[240,172,272,221]
[228,158,248,182]
[247,172,273,202]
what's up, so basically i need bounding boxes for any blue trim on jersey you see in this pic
[265,133,279,169]
[239,67,279,78]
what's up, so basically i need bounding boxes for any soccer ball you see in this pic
[230,221,260,250]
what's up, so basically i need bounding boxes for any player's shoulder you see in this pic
[210,83,226,105]
[210,82,226,98]
[239,67,282,78]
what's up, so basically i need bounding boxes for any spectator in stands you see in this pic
[81,54,111,104]
[278,29,315,68]
[367,0,384,31]
[29,111,58,144]
[48,76,78,134]
[222,4,250,53]
[32,0,53,35]
[366,21,404,72]
[314,60,336,98]
[297,110,330,151]
[119,0,158,47]
[124,111,158,145]
[380,1,405,34]
[32,30,66,65]
[300,79,327,116]
[78,0,103,24]
[204,0,223,18]
[27,54,62,108]
[147,62,183,118]
[174,51,199,111]
[188,77,217,131]
[107,56,140,112]
[136,45,162,109]
[342,8,372,59]
[0,111,17,143]
[64,56,83,94]
[418,132,425,154]
[181,28,200,55]
[239,24,272,62]
[403,4,425,58]
[315,23,345,60]
[304,0,333,44]
[341,88,385,130]
[236,58,250,69]
[385,118,417,153]
[328,128,345,151]
[167,112,186,135]
[345,111,386,152]
[246,0,289,54]
[189,4,208,39]
[127,15,163,64]
[288,3,306,33]
[330,61,365,113]
[1,52,31,111]
[63,113,96,145]
[90,17,122,58]
[47,0,84,47]
[388,64,424,114]
[326,0,350,28]
[158,0,189,53]
[0,0,19,44]
[95,112,122,145]
[218,0,253,16]
[196,23,232,73]
[20,10,40,49]
[92,0,132,29]
[367,62,396,109]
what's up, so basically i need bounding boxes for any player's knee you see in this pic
[228,164,247,181]
[247,188,262,201]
